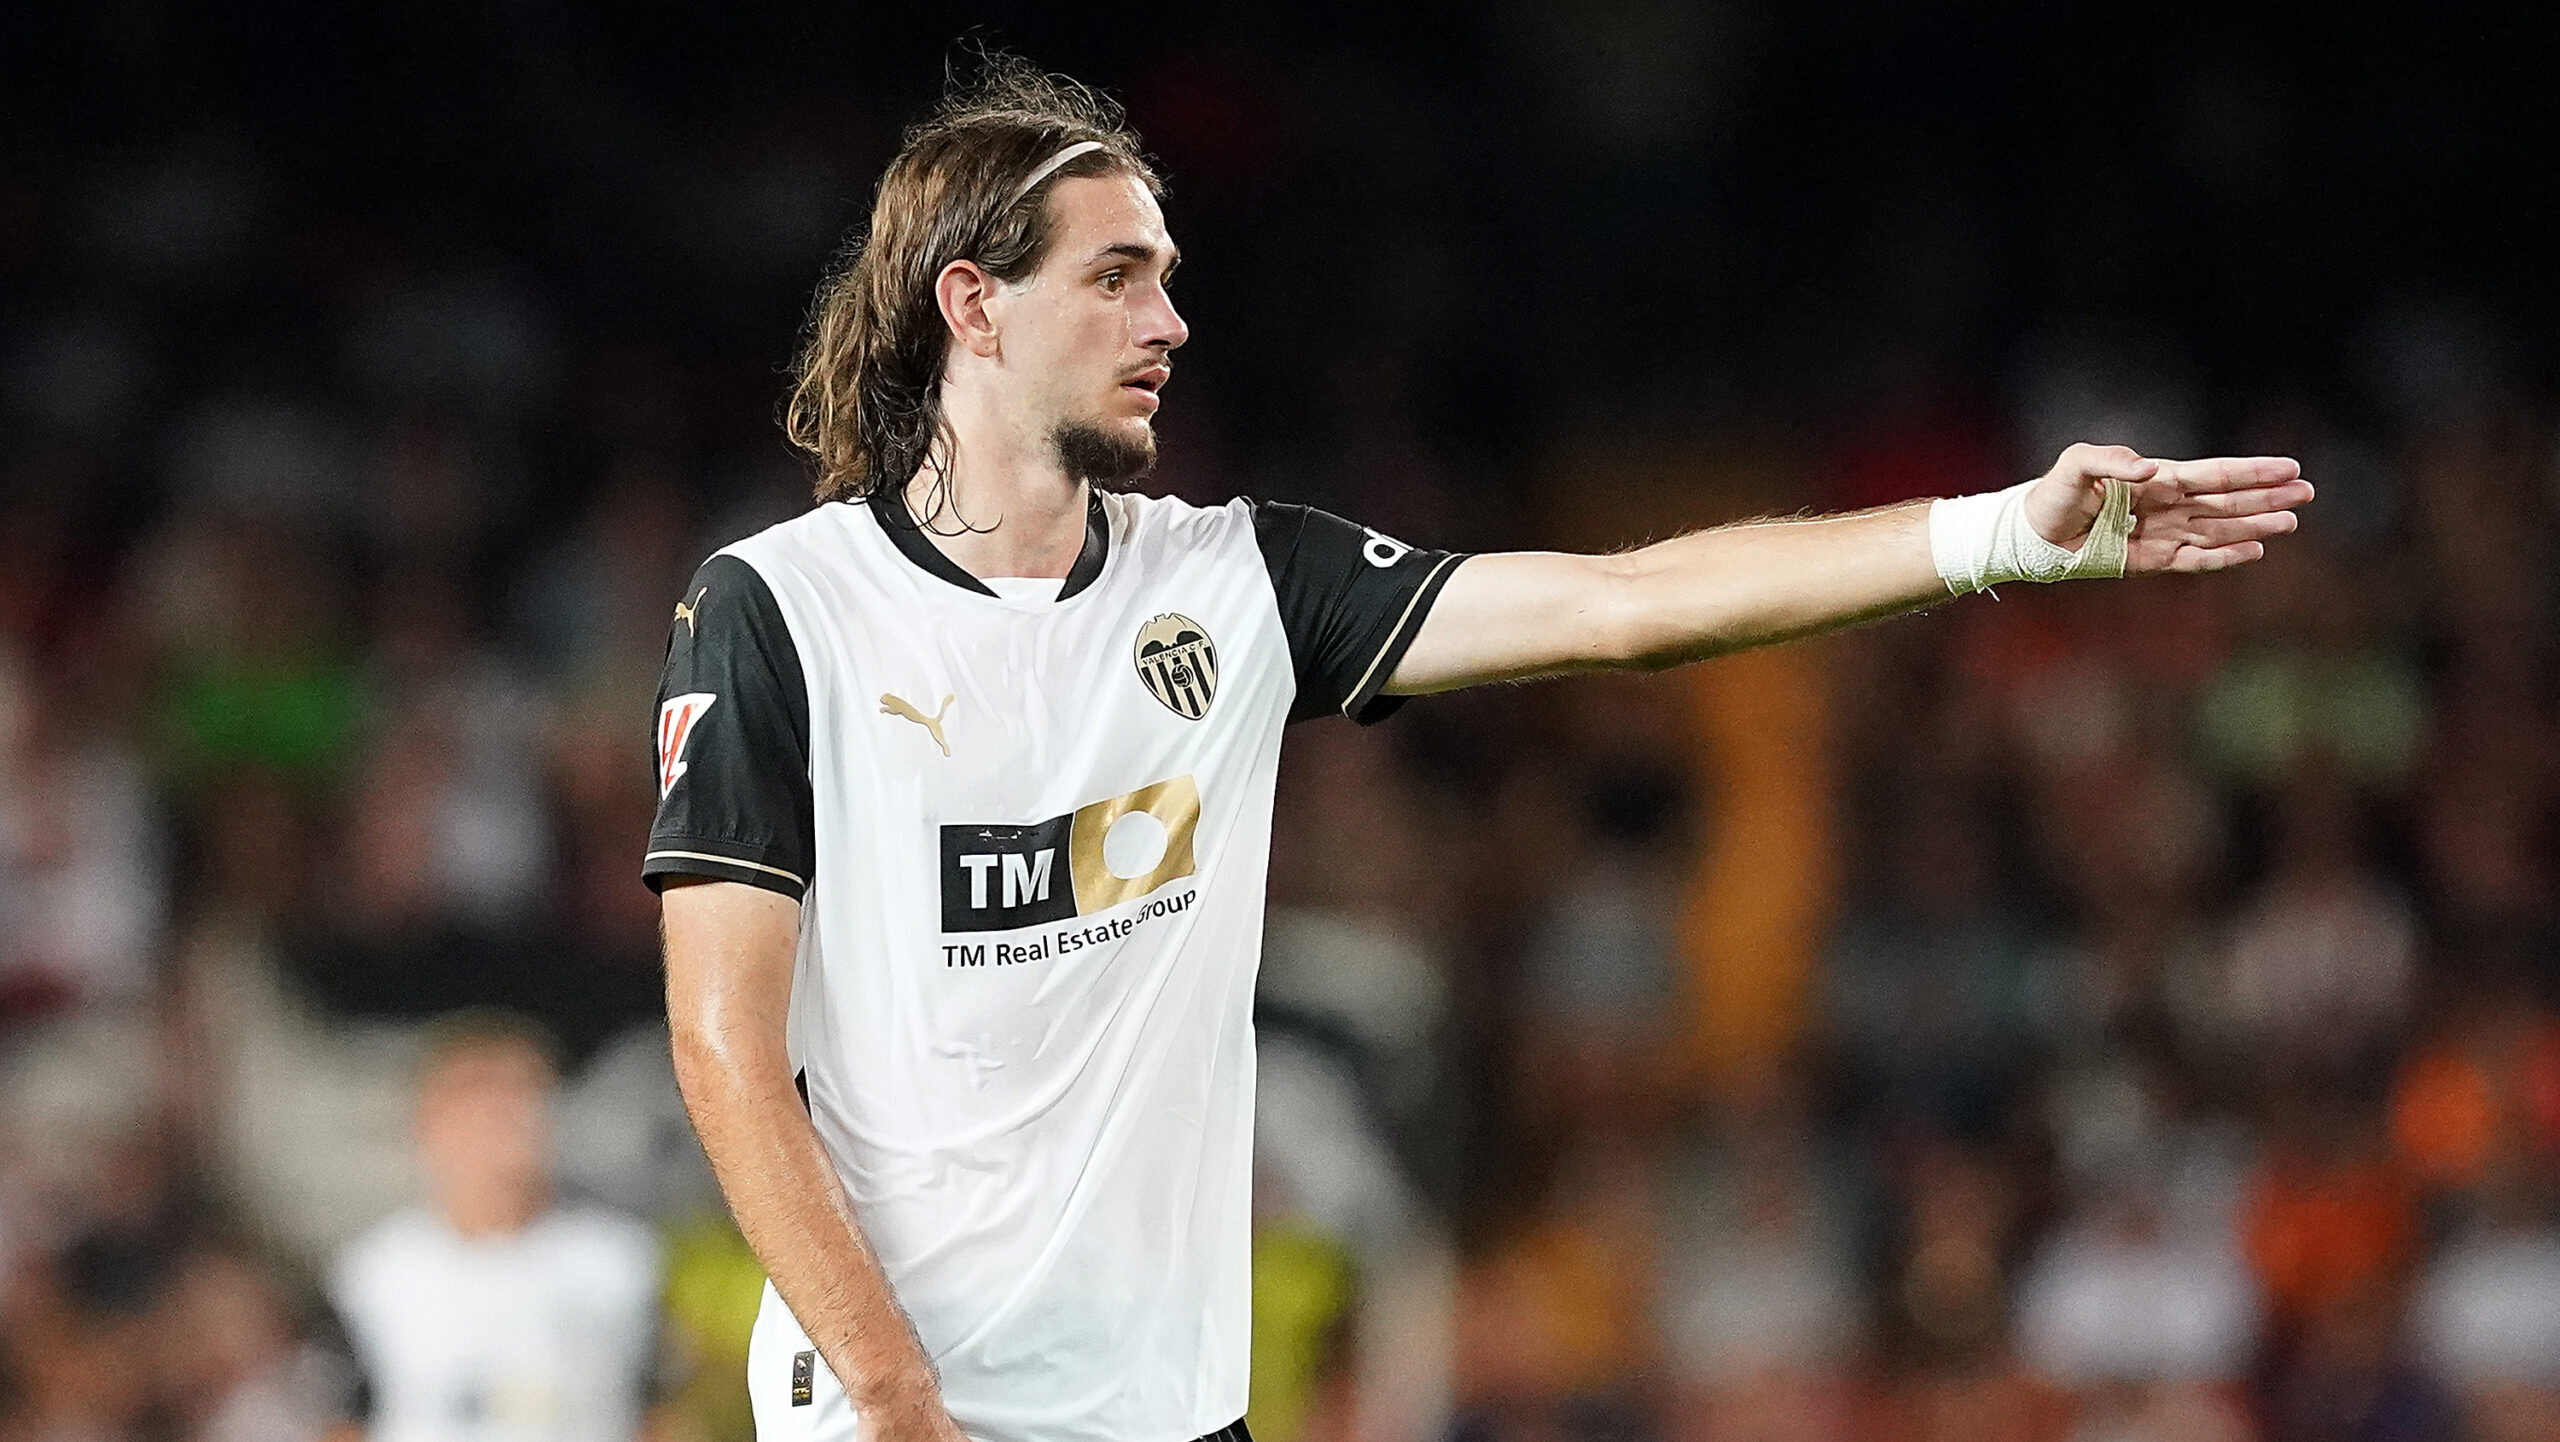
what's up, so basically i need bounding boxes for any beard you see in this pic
[1051,415,1157,485]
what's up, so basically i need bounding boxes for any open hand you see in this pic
[2023,442,2314,575]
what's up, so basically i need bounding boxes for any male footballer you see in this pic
[647,57,2310,1442]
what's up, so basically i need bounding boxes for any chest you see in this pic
[366,1245,638,1385]
[794,547,1290,824]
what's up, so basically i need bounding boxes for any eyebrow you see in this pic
[1093,241,1180,270]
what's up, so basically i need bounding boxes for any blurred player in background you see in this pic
[647,54,2313,1442]
[329,1014,672,1442]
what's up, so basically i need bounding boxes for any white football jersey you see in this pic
[644,489,1463,1442]
[329,1205,663,1442]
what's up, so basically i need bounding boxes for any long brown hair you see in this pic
[784,54,1159,505]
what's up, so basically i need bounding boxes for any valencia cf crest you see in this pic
[1133,613,1218,720]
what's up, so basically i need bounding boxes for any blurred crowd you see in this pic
[6,4,2560,1442]
[1394,378,2560,1442]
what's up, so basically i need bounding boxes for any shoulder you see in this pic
[536,1205,662,1276]
[710,503,860,584]
[528,1208,663,1319]
[332,1207,444,1295]
[666,513,835,662]
[1108,488,1257,551]
[548,1202,659,1250]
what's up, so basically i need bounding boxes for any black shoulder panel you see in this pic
[641,553,817,901]
[1251,501,1467,725]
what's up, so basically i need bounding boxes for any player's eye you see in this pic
[1098,268,1126,293]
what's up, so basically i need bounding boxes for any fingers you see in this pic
[2177,479,2317,517]
[2159,455,2303,493]
[2179,510,2299,547]
[2057,442,2160,483]
[2055,448,2312,579]
[2167,540,2267,572]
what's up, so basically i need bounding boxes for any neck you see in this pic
[902,394,1091,581]
[437,1177,549,1238]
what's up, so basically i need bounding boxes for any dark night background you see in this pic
[3,4,2559,1441]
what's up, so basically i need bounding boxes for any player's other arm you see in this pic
[1386,445,2311,692]
[662,880,965,1442]
[647,555,961,1442]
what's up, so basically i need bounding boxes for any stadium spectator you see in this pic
[160,1245,357,1442]
[1654,1088,1864,1442]
[2413,1179,2560,1442]
[2260,1275,2461,1442]
[1824,784,2041,1138]
[2014,1180,2258,1439]
[2390,986,2560,1205]
[2210,771,2418,1074]
[2240,1090,2420,1333]
[1517,761,1692,1144]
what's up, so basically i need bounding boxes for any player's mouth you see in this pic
[1121,365,1169,410]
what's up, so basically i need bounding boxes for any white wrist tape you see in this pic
[1929,478,2134,596]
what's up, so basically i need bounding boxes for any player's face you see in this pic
[1003,173,1186,480]
[416,1044,552,1202]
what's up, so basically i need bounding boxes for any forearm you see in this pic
[1603,499,1941,667]
[661,881,944,1421]
[1390,500,1944,692]
[672,1034,937,1406]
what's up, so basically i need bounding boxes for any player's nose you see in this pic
[1139,287,1188,352]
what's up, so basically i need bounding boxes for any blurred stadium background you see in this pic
[5,2,2560,1439]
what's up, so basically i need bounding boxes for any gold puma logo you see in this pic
[673,587,707,637]
[879,693,955,756]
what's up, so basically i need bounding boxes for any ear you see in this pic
[935,259,1003,358]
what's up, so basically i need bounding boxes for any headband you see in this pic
[1009,140,1109,206]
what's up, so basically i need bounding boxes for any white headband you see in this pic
[1010,140,1108,205]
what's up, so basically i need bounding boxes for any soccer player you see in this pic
[330,1014,669,1442]
[645,58,2311,1442]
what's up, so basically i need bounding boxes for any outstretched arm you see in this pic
[1387,444,2311,693]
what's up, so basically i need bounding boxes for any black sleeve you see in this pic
[306,1302,373,1423]
[1251,501,1470,725]
[641,553,817,901]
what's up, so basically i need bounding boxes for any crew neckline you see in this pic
[868,486,1111,602]
[983,575,1068,603]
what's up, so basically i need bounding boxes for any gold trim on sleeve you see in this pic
[643,850,806,886]
[1343,553,1462,714]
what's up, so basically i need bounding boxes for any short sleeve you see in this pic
[306,1299,374,1423]
[641,553,816,901]
[1251,502,1469,725]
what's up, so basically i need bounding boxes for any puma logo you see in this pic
[879,692,955,756]
[673,587,707,637]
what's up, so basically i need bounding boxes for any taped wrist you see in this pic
[1929,478,2134,597]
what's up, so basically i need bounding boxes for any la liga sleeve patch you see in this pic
[657,692,716,797]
